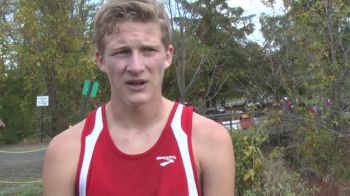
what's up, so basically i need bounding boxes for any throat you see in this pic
[104,99,175,155]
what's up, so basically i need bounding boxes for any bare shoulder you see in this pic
[42,121,85,196]
[192,112,232,146]
[192,112,235,196]
[46,121,84,156]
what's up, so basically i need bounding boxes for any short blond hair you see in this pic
[94,0,172,54]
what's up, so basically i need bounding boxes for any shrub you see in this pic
[244,157,318,196]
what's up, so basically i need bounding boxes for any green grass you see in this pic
[0,183,42,196]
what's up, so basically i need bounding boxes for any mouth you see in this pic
[126,80,147,90]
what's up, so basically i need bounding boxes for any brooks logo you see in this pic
[156,155,176,166]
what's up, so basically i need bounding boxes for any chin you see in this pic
[124,95,151,106]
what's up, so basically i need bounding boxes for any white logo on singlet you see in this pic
[156,155,176,167]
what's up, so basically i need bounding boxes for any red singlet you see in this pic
[75,102,201,196]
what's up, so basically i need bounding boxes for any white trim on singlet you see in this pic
[79,107,104,196]
[171,104,198,196]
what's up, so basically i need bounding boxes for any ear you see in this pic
[96,51,107,72]
[164,44,174,69]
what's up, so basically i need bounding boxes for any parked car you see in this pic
[222,120,241,130]
[216,104,226,113]
[204,104,227,115]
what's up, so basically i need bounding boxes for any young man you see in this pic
[42,0,235,195]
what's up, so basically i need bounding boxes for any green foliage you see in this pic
[168,0,254,105]
[252,1,350,189]
[296,123,349,180]
[244,157,319,196]
[0,0,102,142]
[0,70,35,144]
[12,0,101,136]
[232,125,318,195]
[261,104,350,193]
[231,127,267,192]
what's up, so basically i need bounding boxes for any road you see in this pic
[0,144,47,182]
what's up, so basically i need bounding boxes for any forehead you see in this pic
[103,21,163,48]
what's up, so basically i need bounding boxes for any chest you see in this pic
[76,104,201,196]
[89,131,189,195]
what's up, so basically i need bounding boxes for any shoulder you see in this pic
[42,120,85,195]
[192,112,232,148]
[191,113,233,163]
[45,121,85,159]
[192,112,235,195]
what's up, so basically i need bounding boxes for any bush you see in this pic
[244,157,318,196]
[232,129,267,193]
[232,127,318,195]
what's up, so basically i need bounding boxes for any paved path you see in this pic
[0,144,47,182]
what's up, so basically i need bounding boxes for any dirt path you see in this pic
[0,144,47,182]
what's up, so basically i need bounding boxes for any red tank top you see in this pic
[75,102,201,196]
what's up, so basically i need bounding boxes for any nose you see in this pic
[127,53,145,75]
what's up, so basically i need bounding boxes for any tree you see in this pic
[282,0,349,133]
[0,0,103,142]
[165,0,254,108]
[258,0,350,187]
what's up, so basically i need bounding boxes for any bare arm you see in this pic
[42,123,83,196]
[193,114,235,196]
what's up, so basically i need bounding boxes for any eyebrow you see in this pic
[110,43,162,50]
[110,45,130,51]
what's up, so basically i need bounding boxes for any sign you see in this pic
[80,80,99,120]
[82,80,99,97]
[90,81,99,97]
[37,96,49,107]
[82,80,91,96]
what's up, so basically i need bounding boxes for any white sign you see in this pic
[37,96,49,107]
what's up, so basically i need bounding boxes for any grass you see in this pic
[0,182,42,196]
[0,143,45,195]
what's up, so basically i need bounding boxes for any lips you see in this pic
[125,79,147,90]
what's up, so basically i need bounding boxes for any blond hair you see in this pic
[94,0,172,54]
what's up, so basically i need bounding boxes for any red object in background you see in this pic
[306,106,316,113]
[286,100,293,110]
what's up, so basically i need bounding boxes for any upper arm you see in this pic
[42,125,82,196]
[193,114,235,196]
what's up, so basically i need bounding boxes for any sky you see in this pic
[92,0,285,45]
[229,0,285,45]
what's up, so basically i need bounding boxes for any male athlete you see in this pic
[42,0,235,195]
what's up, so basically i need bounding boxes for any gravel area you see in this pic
[0,144,47,182]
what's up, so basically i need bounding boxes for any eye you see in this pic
[112,49,131,56]
[145,47,155,51]
[142,47,157,55]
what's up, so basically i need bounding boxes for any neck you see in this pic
[106,97,173,131]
